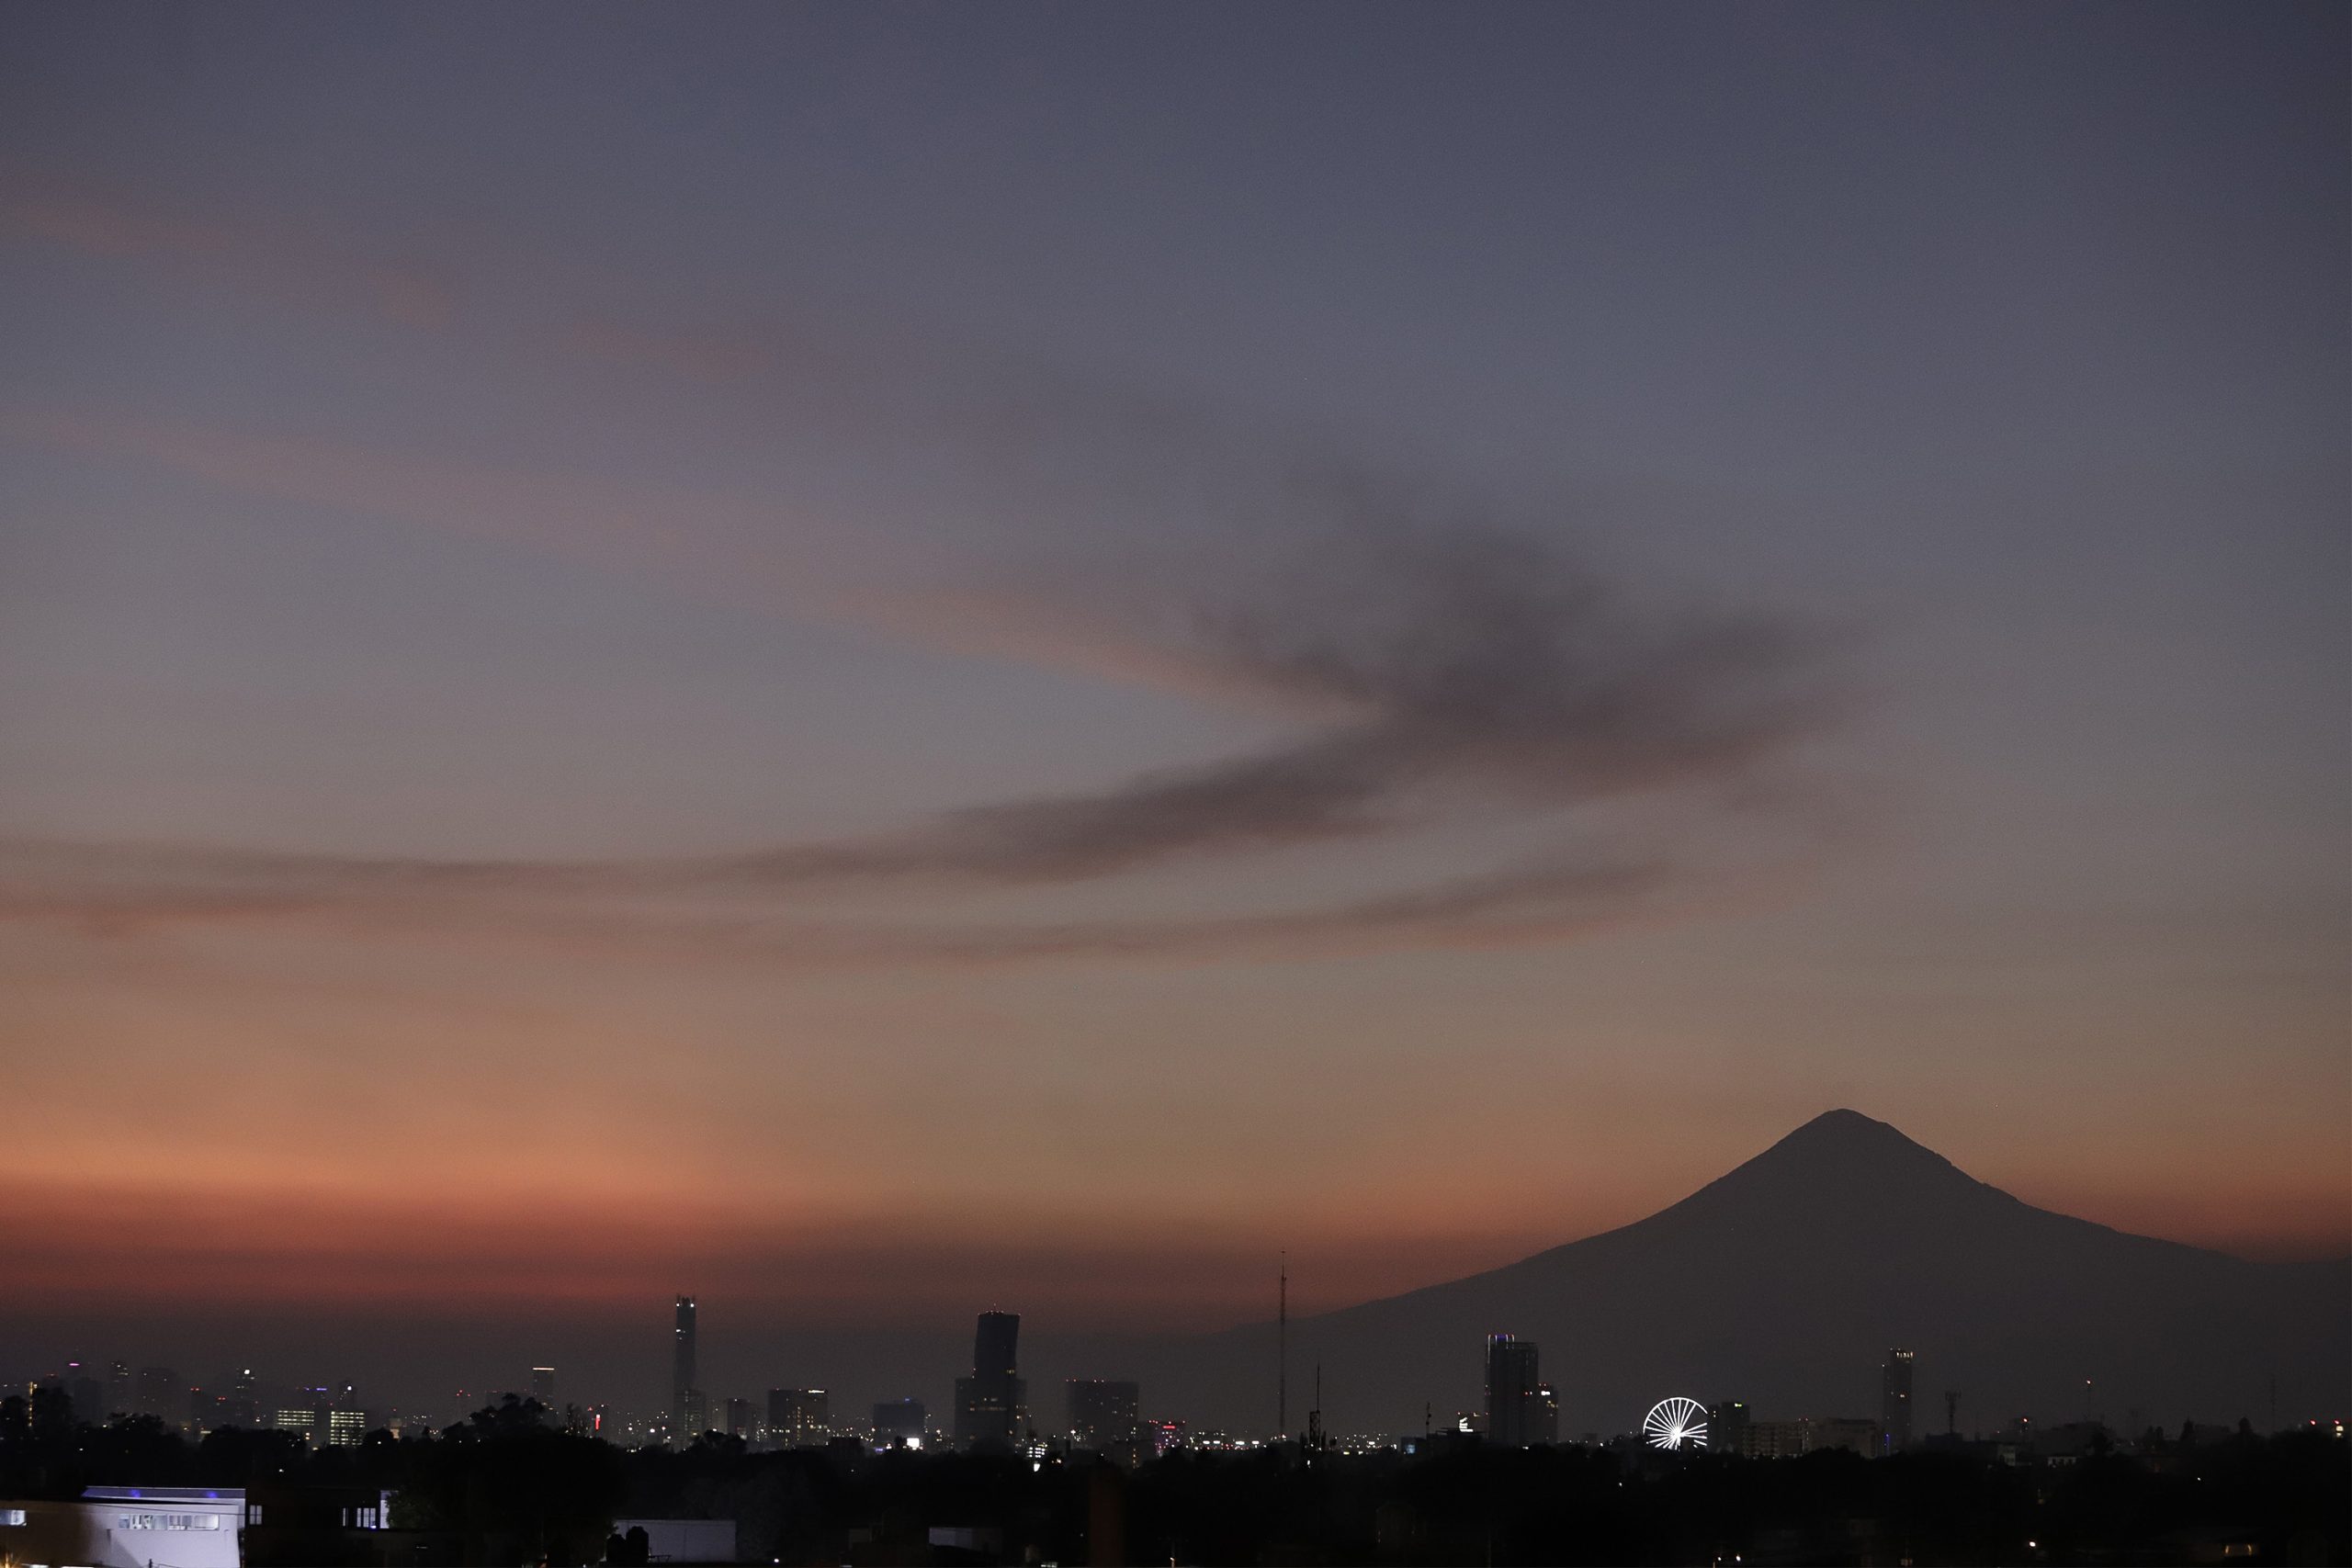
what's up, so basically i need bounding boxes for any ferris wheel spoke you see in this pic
[1644,1397,1710,1450]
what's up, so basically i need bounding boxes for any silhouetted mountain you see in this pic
[1136,1110,2348,1438]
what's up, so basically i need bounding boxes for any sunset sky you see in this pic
[2,3,2345,1408]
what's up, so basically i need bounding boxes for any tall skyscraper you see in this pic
[1880,1348,1915,1453]
[1483,1334,1545,1448]
[953,1311,1023,1451]
[529,1367,557,1405]
[673,1295,705,1440]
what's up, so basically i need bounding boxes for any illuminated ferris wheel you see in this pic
[1643,1397,1709,1450]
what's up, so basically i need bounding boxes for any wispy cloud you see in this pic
[2,179,460,329]
[0,509,1840,964]
[701,517,1832,887]
[0,405,859,615]
[0,180,1849,967]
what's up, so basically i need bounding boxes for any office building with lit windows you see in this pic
[1484,1334,1548,1447]
[766,1387,830,1445]
[1880,1348,1915,1453]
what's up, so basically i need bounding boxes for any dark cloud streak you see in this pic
[0,513,1840,964]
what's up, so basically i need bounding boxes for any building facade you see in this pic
[1880,1348,1915,1453]
[767,1387,831,1445]
[1066,1379,1143,1464]
[1483,1335,1547,1447]
[954,1311,1025,1451]
[0,1486,243,1568]
[672,1294,705,1440]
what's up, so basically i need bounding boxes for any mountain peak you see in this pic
[1657,1108,1991,1225]
[1757,1107,1964,1174]
[1781,1107,1919,1150]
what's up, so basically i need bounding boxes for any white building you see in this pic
[0,1486,243,1568]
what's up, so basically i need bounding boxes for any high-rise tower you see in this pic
[1484,1334,1545,1447]
[673,1295,705,1440]
[953,1311,1023,1450]
[1880,1348,1915,1453]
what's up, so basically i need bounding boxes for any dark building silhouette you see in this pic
[1881,1348,1915,1453]
[64,1366,102,1428]
[672,1295,706,1439]
[1484,1335,1546,1447]
[872,1397,926,1448]
[954,1310,1025,1451]
[219,1368,259,1429]
[1066,1379,1142,1463]
[1713,1399,1751,1455]
[529,1366,556,1405]
[725,1396,757,1438]
[136,1366,180,1427]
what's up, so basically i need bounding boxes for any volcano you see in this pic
[1139,1110,2348,1438]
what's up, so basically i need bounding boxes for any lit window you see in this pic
[116,1513,219,1530]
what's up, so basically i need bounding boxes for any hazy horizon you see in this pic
[2,2,2345,1427]
[4,1107,2341,1431]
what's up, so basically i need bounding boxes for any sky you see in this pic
[1,2,2346,1414]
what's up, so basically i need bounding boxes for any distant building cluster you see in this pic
[1698,1348,1920,1460]
[632,1299,1178,1464]
[21,1307,2337,1483]
[27,1359,402,1450]
[8,1308,2343,1568]
[0,1332,2111,1461]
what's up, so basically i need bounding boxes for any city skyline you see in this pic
[0,1313,2187,1455]
[14,1110,2339,1440]
[0,0,2344,1440]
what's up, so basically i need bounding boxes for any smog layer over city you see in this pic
[1,4,2345,1564]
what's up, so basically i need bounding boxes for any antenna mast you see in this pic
[1306,1360,1324,1461]
[1277,1250,1288,1439]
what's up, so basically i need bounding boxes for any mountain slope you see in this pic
[1139,1111,2348,1437]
